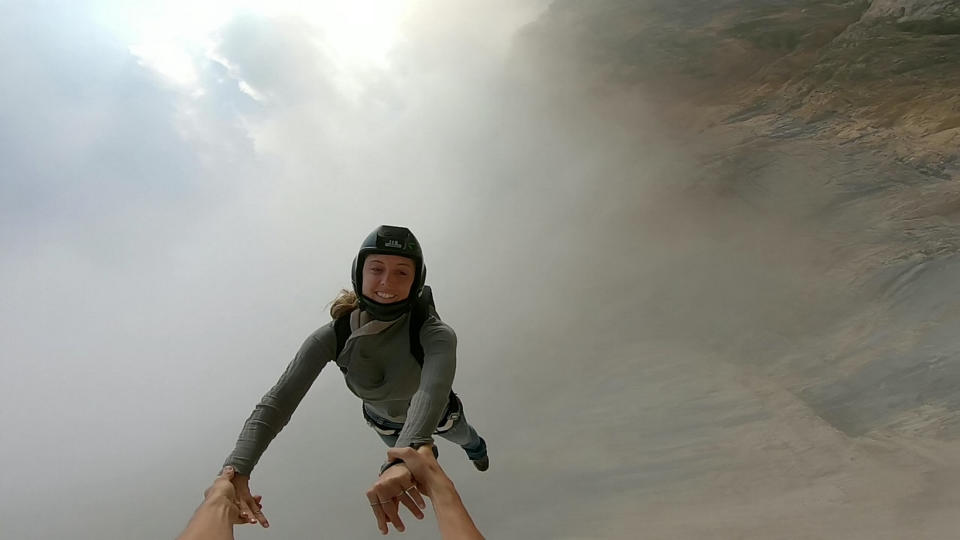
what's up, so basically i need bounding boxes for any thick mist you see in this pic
[4,1,957,539]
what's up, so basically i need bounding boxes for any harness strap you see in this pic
[408,286,434,364]
[334,314,351,374]
[363,391,461,436]
[433,392,461,434]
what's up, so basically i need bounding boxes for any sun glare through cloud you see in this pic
[103,0,412,95]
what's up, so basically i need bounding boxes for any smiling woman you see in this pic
[222,225,490,535]
[362,255,417,303]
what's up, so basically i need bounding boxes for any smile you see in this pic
[376,291,398,300]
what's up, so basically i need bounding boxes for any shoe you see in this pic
[471,455,489,472]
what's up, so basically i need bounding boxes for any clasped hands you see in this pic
[220,445,452,535]
[365,445,447,535]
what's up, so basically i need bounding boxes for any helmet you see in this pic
[352,225,427,320]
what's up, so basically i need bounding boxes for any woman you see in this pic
[222,225,489,530]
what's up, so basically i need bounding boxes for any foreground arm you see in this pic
[177,467,244,540]
[388,446,484,540]
[364,320,457,534]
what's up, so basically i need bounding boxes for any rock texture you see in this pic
[497,3,960,537]
[520,0,960,171]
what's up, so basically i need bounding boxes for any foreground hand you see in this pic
[386,446,485,540]
[386,445,454,498]
[178,467,250,540]
[204,466,238,505]
[230,472,268,527]
[366,462,426,534]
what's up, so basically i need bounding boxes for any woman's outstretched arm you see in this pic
[395,318,458,449]
[222,323,336,526]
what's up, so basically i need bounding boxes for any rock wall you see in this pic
[512,0,960,441]
[517,0,960,172]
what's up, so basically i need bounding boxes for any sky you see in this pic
[0,1,567,538]
[7,1,956,539]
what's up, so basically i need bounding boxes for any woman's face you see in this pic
[361,254,416,303]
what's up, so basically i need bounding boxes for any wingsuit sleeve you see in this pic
[395,316,457,448]
[222,322,337,475]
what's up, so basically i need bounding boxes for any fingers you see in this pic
[380,498,405,533]
[386,448,423,481]
[387,446,419,466]
[387,446,443,497]
[398,485,426,516]
[232,496,262,525]
[233,502,251,525]
[252,498,269,528]
[387,445,439,476]
[366,486,424,534]
[415,444,438,460]
[238,493,269,527]
[238,498,257,525]
[366,489,389,535]
[366,464,426,534]
[230,475,268,528]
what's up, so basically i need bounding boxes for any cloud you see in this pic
[0,5,246,263]
[213,14,341,106]
[0,3,636,539]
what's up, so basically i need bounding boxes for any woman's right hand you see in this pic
[387,445,454,498]
[231,473,269,527]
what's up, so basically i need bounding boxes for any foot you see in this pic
[471,455,489,472]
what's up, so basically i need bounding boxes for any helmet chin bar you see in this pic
[359,292,413,321]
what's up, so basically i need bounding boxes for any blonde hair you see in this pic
[329,289,359,319]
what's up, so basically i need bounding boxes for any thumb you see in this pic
[387,447,416,462]
[220,465,236,481]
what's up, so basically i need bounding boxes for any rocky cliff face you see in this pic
[520,0,960,169]
[432,4,960,536]
[511,0,960,441]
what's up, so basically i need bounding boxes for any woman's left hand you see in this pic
[366,462,427,534]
